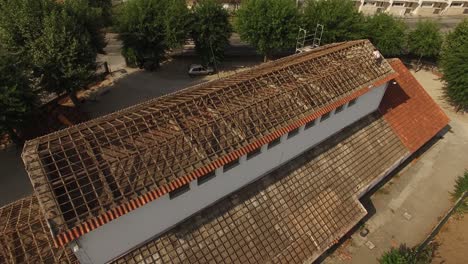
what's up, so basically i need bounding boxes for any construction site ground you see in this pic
[322,68,468,264]
[432,214,468,263]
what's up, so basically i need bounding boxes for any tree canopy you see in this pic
[0,49,37,143]
[30,4,97,106]
[117,0,190,69]
[236,0,299,61]
[64,0,107,53]
[408,20,443,60]
[440,19,468,111]
[302,0,365,44]
[191,0,232,67]
[0,0,104,108]
[364,13,407,57]
[89,0,113,26]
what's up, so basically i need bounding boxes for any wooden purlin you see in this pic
[22,40,396,243]
[0,196,78,264]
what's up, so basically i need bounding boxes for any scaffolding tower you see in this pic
[295,24,324,53]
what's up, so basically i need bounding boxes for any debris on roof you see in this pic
[380,59,450,153]
[113,113,409,264]
[21,40,396,245]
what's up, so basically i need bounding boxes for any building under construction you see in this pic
[1,40,449,264]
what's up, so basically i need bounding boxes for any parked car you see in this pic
[188,64,215,77]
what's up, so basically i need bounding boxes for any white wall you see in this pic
[73,83,389,264]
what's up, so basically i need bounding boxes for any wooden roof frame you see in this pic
[21,40,397,247]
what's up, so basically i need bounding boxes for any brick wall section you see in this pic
[379,59,450,153]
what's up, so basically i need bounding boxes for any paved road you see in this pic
[0,148,33,206]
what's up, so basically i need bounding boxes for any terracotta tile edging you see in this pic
[53,73,397,248]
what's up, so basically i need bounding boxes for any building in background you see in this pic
[356,0,467,16]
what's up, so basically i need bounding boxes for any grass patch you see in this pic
[379,244,434,264]
[451,171,468,213]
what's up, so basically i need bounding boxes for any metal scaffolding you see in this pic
[296,24,324,53]
[21,40,395,244]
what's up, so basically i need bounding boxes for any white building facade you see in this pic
[356,0,467,16]
[72,83,389,264]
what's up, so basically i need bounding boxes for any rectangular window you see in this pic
[197,171,216,185]
[305,119,316,129]
[223,158,240,172]
[348,98,357,107]
[320,112,331,122]
[247,148,261,160]
[335,105,344,114]
[287,127,300,139]
[393,2,404,6]
[267,137,281,149]
[451,2,462,7]
[169,184,190,199]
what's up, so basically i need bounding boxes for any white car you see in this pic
[188,64,215,77]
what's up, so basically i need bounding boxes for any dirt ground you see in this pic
[432,215,468,263]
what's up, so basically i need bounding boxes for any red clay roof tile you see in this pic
[379,59,450,153]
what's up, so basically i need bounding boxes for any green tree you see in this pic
[408,20,443,62]
[165,0,192,49]
[302,0,364,45]
[236,0,299,62]
[0,0,104,107]
[0,50,37,143]
[29,4,97,107]
[0,0,53,53]
[191,0,232,66]
[64,0,107,53]
[89,0,113,26]
[117,0,190,69]
[364,13,407,57]
[440,19,468,111]
[0,0,106,54]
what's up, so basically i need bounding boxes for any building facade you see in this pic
[356,0,468,16]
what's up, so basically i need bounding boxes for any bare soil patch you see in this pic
[432,215,468,264]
